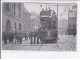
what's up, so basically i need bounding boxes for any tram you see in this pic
[40,9,58,43]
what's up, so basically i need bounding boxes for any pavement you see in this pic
[2,34,76,51]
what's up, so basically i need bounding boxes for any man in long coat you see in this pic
[29,31,34,44]
[36,30,41,44]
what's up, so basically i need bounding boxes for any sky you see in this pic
[24,3,76,20]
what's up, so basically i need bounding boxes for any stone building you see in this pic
[23,8,31,34]
[31,12,41,31]
[2,3,31,35]
[2,3,24,33]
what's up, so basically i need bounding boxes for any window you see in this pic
[14,3,15,15]
[19,23,21,31]
[9,3,11,15]
[12,3,14,15]
[6,20,11,31]
[6,3,9,11]
[18,4,21,17]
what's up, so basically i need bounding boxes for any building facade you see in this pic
[23,8,31,34]
[3,3,24,33]
[31,12,41,31]
[2,3,31,36]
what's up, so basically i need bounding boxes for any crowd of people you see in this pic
[2,28,76,44]
[2,30,24,44]
[29,30,43,44]
[2,29,44,44]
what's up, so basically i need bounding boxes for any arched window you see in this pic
[19,23,21,31]
[15,22,17,32]
[6,20,11,31]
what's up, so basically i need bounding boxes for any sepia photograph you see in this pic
[2,2,77,51]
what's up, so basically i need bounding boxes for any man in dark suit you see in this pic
[33,30,37,44]
[9,30,14,43]
[29,31,34,44]
[73,29,76,37]
[3,31,7,44]
[36,30,41,44]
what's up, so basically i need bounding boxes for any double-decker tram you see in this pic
[40,8,58,43]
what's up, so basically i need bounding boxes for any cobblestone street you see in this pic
[2,34,76,51]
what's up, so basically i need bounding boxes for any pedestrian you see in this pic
[9,30,14,43]
[7,31,11,43]
[24,33,28,40]
[20,36,22,44]
[29,31,33,44]
[16,34,20,43]
[14,32,18,44]
[3,31,7,44]
[36,30,41,44]
[19,31,23,44]
[33,30,37,44]
[73,29,76,37]
[40,30,44,44]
